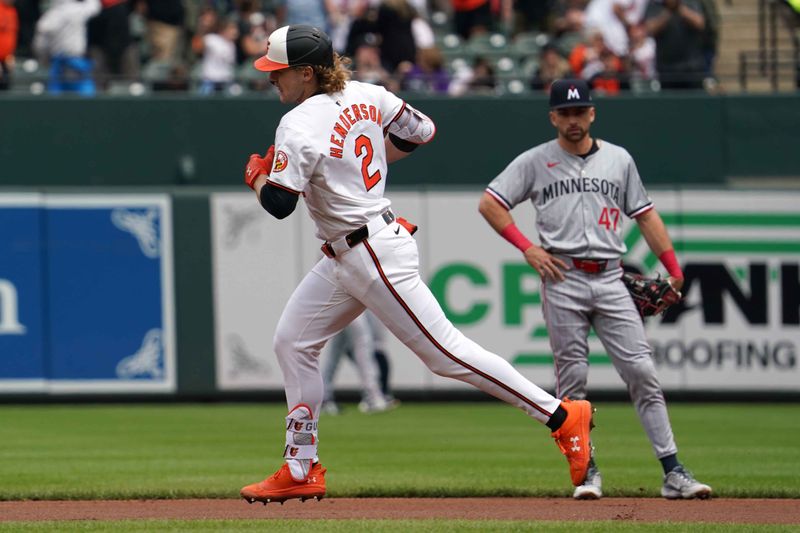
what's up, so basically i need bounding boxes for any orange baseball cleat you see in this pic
[551,398,595,486]
[240,462,327,505]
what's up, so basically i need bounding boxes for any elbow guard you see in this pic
[387,103,435,145]
[259,182,299,219]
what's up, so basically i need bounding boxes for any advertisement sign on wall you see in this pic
[210,192,429,391]
[0,195,176,393]
[0,194,46,392]
[211,190,800,393]
[424,191,800,392]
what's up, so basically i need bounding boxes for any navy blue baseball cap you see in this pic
[549,79,594,109]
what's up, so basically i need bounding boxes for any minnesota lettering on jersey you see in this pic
[541,177,620,204]
[329,103,383,158]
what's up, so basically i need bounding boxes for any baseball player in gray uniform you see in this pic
[479,79,712,500]
[238,27,594,505]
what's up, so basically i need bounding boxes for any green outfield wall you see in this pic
[1,92,799,399]
[2,187,800,399]
[0,93,799,187]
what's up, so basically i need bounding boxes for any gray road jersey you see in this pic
[487,139,652,259]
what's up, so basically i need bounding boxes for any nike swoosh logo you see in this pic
[394,227,400,235]
[547,162,560,168]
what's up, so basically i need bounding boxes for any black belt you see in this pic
[321,210,395,258]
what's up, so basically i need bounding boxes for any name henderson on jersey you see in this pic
[329,102,383,158]
[541,176,621,205]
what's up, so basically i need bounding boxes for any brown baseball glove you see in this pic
[622,272,682,317]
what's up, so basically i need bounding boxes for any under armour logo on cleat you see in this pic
[570,436,581,452]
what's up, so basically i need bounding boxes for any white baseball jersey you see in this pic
[267,80,403,241]
[486,139,653,259]
[265,79,565,483]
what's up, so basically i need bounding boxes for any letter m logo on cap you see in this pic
[567,86,580,100]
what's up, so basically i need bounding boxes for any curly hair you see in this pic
[314,53,352,94]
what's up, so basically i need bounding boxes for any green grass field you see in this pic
[1,402,798,531]
[1,402,798,500]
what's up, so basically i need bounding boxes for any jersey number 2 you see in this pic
[598,207,620,230]
[355,134,382,191]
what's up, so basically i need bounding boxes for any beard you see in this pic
[561,125,588,142]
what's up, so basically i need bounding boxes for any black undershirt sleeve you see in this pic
[389,133,419,153]
[258,181,299,219]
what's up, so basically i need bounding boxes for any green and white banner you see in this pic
[211,190,800,392]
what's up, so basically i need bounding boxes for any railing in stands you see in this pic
[740,0,799,91]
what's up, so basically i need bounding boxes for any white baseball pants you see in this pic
[273,219,561,423]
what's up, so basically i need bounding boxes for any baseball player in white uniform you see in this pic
[479,78,712,500]
[239,26,595,505]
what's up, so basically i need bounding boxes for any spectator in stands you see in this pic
[345,1,377,58]
[276,0,331,33]
[584,0,648,57]
[469,56,496,89]
[376,0,417,74]
[696,0,719,77]
[400,45,450,93]
[628,22,655,82]
[588,46,628,93]
[551,0,588,37]
[34,0,102,95]
[11,0,35,58]
[351,32,398,90]
[467,55,496,92]
[88,0,140,89]
[333,0,421,56]
[568,29,626,94]
[644,0,706,89]
[191,7,218,56]
[448,55,496,95]
[530,41,573,92]
[513,0,553,36]
[568,29,606,79]
[208,0,237,14]
[328,0,356,53]
[410,1,436,51]
[193,10,238,95]
[0,0,17,91]
[451,0,493,40]
[235,1,272,63]
[151,62,189,91]
[141,0,185,64]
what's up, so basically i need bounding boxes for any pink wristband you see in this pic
[500,223,533,253]
[659,249,683,279]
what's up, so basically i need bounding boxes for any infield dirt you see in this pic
[1,498,798,524]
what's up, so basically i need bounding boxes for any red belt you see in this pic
[571,258,608,274]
